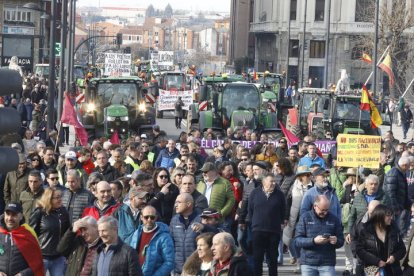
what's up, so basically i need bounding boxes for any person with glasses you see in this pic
[130,205,174,276]
[29,187,70,276]
[276,138,289,158]
[171,167,186,188]
[44,168,66,191]
[140,142,155,164]
[28,153,44,171]
[295,195,344,276]
[20,170,45,222]
[170,193,205,275]
[355,204,405,276]
[148,168,179,225]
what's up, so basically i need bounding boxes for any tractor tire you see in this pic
[290,125,303,139]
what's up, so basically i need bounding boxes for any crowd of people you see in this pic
[3,89,414,276]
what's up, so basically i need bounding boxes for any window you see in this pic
[355,0,375,22]
[310,40,325,58]
[351,46,370,60]
[4,8,33,22]
[290,0,297,20]
[155,32,159,36]
[289,39,299,57]
[315,0,325,21]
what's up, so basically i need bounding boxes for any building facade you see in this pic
[250,0,412,88]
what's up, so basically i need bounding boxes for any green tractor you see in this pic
[189,82,280,136]
[79,76,156,139]
[286,88,385,139]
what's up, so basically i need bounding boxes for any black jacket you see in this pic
[238,178,261,224]
[57,228,103,276]
[148,183,180,225]
[29,207,70,258]
[383,166,411,211]
[355,221,406,276]
[91,238,142,276]
[62,187,94,223]
[93,164,121,182]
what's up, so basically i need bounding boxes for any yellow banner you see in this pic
[336,134,381,169]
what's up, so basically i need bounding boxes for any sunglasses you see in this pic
[159,175,168,179]
[143,215,156,220]
[32,159,40,161]
[241,158,248,161]
[176,174,184,177]
[49,177,59,181]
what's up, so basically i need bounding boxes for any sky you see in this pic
[78,0,231,13]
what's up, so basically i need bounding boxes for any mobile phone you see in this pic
[322,233,330,239]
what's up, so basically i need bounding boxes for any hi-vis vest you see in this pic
[147,152,155,163]
[124,156,140,171]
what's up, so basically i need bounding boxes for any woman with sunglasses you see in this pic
[29,188,70,276]
[171,167,186,188]
[355,204,406,276]
[28,153,44,171]
[149,168,180,225]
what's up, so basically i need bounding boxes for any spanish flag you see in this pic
[378,53,395,87]
[360,52,372,64]
[360,85,383,128]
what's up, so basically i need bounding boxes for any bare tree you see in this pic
[353,0,414,98]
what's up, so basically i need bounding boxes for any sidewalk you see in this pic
[380,122,412,142]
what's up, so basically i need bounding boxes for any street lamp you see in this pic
[23,1,57,134]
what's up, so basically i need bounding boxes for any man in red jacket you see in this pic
[81,181,120,220]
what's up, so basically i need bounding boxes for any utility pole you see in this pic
[324,0,331,88]
[372,0,380,97]
[301,0,308,88]
[285,0,291,88]
[47,0,56,134]
[57,0,67,123]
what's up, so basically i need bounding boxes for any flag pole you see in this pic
[401,77,414,99]
[364,45,391,86]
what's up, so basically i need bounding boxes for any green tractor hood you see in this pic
[262,90,277,101]
[106,104,129,117]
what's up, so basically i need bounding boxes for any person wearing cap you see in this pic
[92,151,120,182]
[113,186,148,244]
[298,143,326,170]
[155,139,180,169]
[300,168,341,220]
[58,150,88,187]
[20,170,45,222]
[196,162,235,222]
[200,208,223,233]
[130,205,175,276]
[283,165,314,272]
[0,202,45,276]
[81,181,121,220]
[57,216,103,276]
[4,153,30,204]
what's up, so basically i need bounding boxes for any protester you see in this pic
[81,181,121,219]
[4,153,30,204]
[93,151,120,182]
[20,169,45,222]
[182,232,215,276]
[180,174,209,213]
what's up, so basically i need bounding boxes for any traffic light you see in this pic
[116,33,123,46]
[0,69,22,174]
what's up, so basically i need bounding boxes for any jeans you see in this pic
[288,238,300,259]
[277,239,283,264]
[300,265,336,276]
[43,256,66,276]
[396,209,411,236]
[402,122,410,138]
[253,231,279,276]
[175,116,182,128]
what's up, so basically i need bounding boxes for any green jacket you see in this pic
[348,188,391,234]
[4,168,30,204]
[329,168,347,200]
[196,176,235,218]
[20,188,45,222]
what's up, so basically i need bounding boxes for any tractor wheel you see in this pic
[290,125,303,139]
[311,122,325,140]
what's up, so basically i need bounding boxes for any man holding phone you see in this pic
[295,195,344,275]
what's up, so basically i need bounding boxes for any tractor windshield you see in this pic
[163,74,185,90]
[97,83,138,107]
[222,85,259,119]
[334,98,370,121]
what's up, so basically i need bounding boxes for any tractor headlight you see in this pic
[120,116,129,121]
[138,102,146,112]
[106,116,116,122]
[86,103,95,113]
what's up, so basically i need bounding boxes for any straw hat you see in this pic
[296,165,312,176]
[344,168,358,176]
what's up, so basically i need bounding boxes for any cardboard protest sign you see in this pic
[336,134,381,168]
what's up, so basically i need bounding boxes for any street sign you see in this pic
[55,42,61,56]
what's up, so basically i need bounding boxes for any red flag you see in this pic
[278,120,300,144]
[110,131,120,144]
[61,93,89,146]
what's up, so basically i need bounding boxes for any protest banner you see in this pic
[104,53,131,76]
[336,134,381,169]
[158,51,174,66]
[199,138,336,154]
[158,89,193,111]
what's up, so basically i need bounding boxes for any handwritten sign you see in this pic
[199,138,336,154]
[336,134,381,168]
[158,89,193,111]
[104,53,131,76]
[158,51,174,66]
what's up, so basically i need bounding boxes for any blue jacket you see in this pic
[130,222,175,276]
[300,186,341,220]
[169,212,202,274]
[298,155,326,169]
[155,148,180,168]
[295,209,344,266]
[113,203,141,244]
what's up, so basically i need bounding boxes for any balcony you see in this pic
[250,21,278,33]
